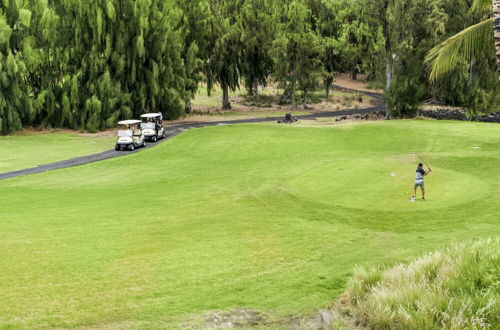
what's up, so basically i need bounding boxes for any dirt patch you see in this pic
[7,127,116,138]
[291,113,385,128]
[283,307,367,330]
[186,305,367,330]
[77,129,116,138]
[187,82,376,124]
[421,104,464,111]
[186,308,265,329]
[333,74,383,94]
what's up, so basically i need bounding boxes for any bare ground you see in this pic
[184,80,379,123]
[6,127,117,138]
[185,298,368,330]
[333,74,383,94]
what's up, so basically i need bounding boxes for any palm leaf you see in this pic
[470,0,491,14]
[425,18,493,82]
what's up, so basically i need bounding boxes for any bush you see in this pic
[386,75,427,118]
[343,239,500,329]
[466,87,499,119]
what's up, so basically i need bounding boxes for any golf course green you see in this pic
[0,132,114,173]
[1,120,498,328]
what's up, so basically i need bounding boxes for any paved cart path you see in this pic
[0,90,385,181]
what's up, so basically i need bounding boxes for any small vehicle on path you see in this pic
[140,113,166,142]
[115,120,146,151]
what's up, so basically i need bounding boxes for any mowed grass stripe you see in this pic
[0,132,114,173]
[0,120,499,328]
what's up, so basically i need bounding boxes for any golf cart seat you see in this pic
[133,129,142,136]
[140,113,166,142]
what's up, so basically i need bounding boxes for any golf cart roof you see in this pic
[141,113,162,119]
[118,120,141,126]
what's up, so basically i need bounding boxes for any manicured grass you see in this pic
[0,132,114,173]
[0,120,499,328]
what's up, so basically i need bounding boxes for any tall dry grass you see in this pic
[343,238,499,329]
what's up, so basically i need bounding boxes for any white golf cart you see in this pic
[140,113,166,142]
[115,120,146,151]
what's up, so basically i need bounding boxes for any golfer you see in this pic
[413,163,432,200]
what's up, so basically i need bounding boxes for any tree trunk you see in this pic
[184,99,192,114]
[383,9,392,119]
[469,57,476,87]
[222,82,231,110]
[325,77,332,99]
[303,89,308,109]
[253,80,259,99]
[291,66,297,110]
[385,58,393,91]
[494,0,500,80]
[385,57,393,119]
[350,58,358,80]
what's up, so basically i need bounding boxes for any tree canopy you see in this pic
[0,0,498,133]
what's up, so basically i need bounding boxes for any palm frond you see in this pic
[470,0,491,14]
[425,18,493,82]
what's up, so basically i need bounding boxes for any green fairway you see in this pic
[1,120,499,328]
[0,132,114,173]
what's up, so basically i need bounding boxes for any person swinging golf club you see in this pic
[412,163,432,201]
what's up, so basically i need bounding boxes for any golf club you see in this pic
[412,151,432,170]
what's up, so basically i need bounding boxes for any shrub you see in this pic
[343,239,500,329]
[465,87,498,119]
[386,75,427,118]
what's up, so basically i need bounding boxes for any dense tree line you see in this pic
[0,0,498,133]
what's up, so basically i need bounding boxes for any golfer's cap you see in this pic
[418,163,423,167]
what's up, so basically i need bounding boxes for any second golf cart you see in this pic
[115,120,146,151]
[141,113,166,142]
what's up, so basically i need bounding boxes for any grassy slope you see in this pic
[0,120,499,328]
[0,132,114,173]
[343,239,499,329]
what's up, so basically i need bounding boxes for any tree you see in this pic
[271,0,323,110]
[205,0,243,110]
[1,0,497,134]
[385,0,448,117]
[0,2,33,134]
[238,0,275,99]
[13,0,189,132]
[307,0,341,98]
[426,0,499,81]
[333,0,384,81]
[495,0,500,78]
[176,0,211,113]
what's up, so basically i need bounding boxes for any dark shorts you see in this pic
[414,180,425,189]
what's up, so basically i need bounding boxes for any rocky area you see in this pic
[334,111,386,122]
[420,108,500,123]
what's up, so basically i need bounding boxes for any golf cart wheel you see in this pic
[162,131,166,139]
[128,144,135,151]
[115,144,120,151]
[151,136,157,143]
[142,140,146,148]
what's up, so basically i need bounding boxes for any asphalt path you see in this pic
[0,90,385,181]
